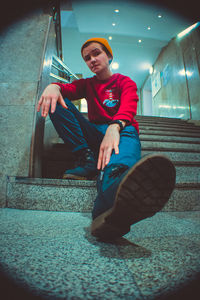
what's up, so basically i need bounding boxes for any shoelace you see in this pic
[78,150,94,166]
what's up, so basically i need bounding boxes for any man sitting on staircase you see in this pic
[37,38,176,241]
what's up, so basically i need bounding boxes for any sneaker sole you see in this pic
[91,154,176,241]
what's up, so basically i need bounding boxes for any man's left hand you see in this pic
[97,124,121,170]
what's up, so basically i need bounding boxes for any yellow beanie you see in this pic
[81,37,113,58]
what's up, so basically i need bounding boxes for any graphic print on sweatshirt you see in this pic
[103,89,119,108]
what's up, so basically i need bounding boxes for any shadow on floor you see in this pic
[83,226,152,259]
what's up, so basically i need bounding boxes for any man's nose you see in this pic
[91,56,96,62]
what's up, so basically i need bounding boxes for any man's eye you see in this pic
[84,56,90,61]
[93,51,101,56]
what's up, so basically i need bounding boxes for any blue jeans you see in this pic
[49,99,141,216]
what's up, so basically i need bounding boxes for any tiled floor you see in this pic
[0,208,200,299]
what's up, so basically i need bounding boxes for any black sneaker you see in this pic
[91,154,176,240]
[63,148,97,180]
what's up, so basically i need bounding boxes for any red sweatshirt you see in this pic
[54,73,139,133]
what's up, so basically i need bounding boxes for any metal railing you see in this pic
[50,55,79,83]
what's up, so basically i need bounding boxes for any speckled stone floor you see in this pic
[0,208,200,300]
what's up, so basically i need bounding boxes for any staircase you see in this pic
[6,115,200,213]
[1,116,200,299]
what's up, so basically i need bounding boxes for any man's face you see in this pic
[82,42,111,75]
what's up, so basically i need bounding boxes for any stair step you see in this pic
[42,145,200,178]
[136,115,200,127]
[57,134,200,144]
[42,161,200,182]
[41,115,200,184]
[139,125,200,133]
[42,156,200,182]
[175,163,200,183]
[140,128,200,139]
[140,130,200,139]
[43,143,200,160]
[138,121,200,130]
[141,141,200,151]
[142,149,200,162]
[140,135,200,143]
[135,115,189,123]
[7,177,96,212]
[6,177,200,212]
[48,141,200,152]
[81,113,199,128]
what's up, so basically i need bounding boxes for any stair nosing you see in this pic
[174,161,200,166]
[138,122,200,128]
[141,146,200,153]
[140,138,200,144]
[139,127,200,134]
[175,182,200,189]
[139,132,200,138]
[8,176,200,189]
[50,143,200,152]
[7,176,96,187]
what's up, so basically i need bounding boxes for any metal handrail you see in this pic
[51,63,70,76]
[50,54,79,83]
[49,73,69,83]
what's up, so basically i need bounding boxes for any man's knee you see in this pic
[49,99,74,120]
[120,125,139,138]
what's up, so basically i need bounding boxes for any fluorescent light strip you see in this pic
[177,22,200,38]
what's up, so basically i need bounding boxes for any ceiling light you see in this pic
[140,62,152,70]
[149,66,154,74]
[158,14,162,18]
[186,71,193,77]
[179,69,185,76]
[43,58,52,67]
[111,62,119,70]
[138,39,142,43]
[114,9,119,13]
[108,36,112,40]
[147,26,151,30]
[159,105,171,109]
[177,22,199,38]
[112,23,116,26]
[178,69,193,77]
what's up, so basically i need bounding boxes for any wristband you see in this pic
[108,120,124,132]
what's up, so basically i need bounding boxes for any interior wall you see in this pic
[142,90,153,116]
[0,10,52,206]
[142,25,200,120]
[61,28,89,78]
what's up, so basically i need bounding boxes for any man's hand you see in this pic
[97,124,120,170]
[37,84,68,117]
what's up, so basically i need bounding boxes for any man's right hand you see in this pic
[37,84,68,117]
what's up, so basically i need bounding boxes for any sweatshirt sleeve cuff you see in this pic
[51,82,64,94]
[112,116,131,125]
